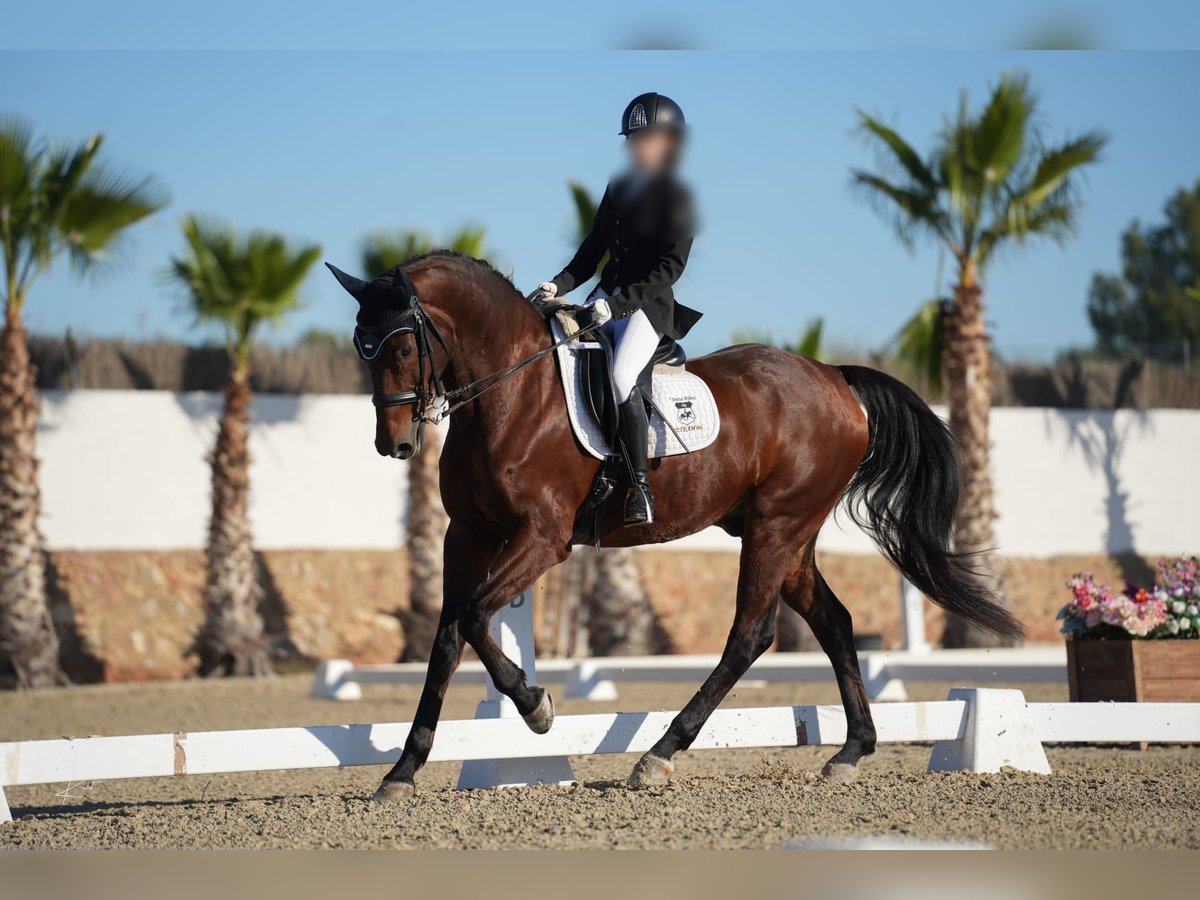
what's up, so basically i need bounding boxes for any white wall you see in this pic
[38,391,407,550]
[36,391,1200,557]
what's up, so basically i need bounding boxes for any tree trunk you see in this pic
[398,428,447,662]
[0,307,63,687]
[587,547,657,656]
[941,268,1011,648]
[194,368,271,675]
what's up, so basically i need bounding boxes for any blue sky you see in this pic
[3,49,1198,360]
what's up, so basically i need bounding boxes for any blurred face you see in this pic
[627,129,679,171]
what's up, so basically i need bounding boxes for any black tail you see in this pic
[838,365,1023,641]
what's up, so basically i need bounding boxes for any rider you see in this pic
[529,92,701,527]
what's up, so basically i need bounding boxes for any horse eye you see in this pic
[399,345,413,359]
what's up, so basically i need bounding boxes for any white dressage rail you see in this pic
[4,687,1199,824]
[311,646,1068,704]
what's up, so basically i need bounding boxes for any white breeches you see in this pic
[587,287,661,403]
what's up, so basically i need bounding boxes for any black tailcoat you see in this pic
[551,171,701,341]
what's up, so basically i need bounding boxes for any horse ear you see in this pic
[325,262,368,300]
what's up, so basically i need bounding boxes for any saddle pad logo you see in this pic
[628,103,648,131]
[675,400,695,425]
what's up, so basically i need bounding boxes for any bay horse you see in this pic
[327,251,1022,802]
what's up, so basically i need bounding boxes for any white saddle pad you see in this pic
[550,317,720,460]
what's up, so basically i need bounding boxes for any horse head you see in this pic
[326,261,435,460]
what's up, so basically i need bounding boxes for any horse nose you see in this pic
[394,442,416,460]
[375,436,397,457]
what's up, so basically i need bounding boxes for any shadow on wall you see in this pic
[256,551,307,668]
[171,389,305,427]
[1045,361,1155,587]
[45,550,105,684]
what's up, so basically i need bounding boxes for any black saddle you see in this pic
[579,329,686,447]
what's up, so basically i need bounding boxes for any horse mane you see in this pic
[403,250,521,299]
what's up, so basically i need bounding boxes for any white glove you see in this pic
[589,298,613,326]
[527,281,558,303]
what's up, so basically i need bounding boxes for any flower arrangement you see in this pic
[1058,555,1200,639]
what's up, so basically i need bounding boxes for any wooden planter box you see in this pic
[1067,639,1200,702]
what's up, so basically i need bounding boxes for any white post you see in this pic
[900,577,932,654]
[0,785,10,824]
[860,655,907,702]
[928,688,1050,775]
[309,659,363,701]
[565,661,620,701]
[456,591,576,789]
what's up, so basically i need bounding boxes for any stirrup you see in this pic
[624,484,654,526]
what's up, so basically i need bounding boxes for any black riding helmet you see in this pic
[620,92,685,137]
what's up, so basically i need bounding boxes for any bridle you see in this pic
[355,299,450,420]
[355,286,599,428]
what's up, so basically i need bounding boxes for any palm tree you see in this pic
[562,181,659,655]
[1,118,166,687]
[359,227,490,662]
[169,216,320,675]
[890,298,949,399]
[853,73,1106,646]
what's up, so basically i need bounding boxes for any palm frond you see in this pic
[360,230,434,276]
[2,122,166,307]
[891,298,947,396]
[978,200,1079,266]
[59,167,168,271]
[854,111,936,191]
[169,214,320,357]
[0,116,37,229]
[1017,131,1107,210]
[795,317,824,360]
[568,179,599,238]
[970,73,1034,185]
[0,117,38,301]
[850,170,947,248]
[446,226,488,259]
[976,129,1105,266]
[730,327,773,345]
[360,226,495,277]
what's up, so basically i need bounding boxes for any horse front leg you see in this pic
[373,519,486,802]
[456,522,570,729]
[374,604,465,801]
[373,517,569,803]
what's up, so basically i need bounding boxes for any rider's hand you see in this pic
[526,281,558,303]
[588,298,613,326]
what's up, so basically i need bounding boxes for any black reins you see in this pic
[361,297,599,425]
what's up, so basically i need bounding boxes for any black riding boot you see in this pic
[618,390,654,526]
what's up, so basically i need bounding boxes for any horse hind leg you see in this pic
[629,520,793,789]
[780,544,877,781]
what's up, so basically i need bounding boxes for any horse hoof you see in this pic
[822,761,859,783]
[372,779,415,803]
[628,753,674,789]
[523,690,555,735]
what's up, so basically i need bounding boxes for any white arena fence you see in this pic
[4,594,1199,824]
[4,687,1198,824]
[310,646,1068,705]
